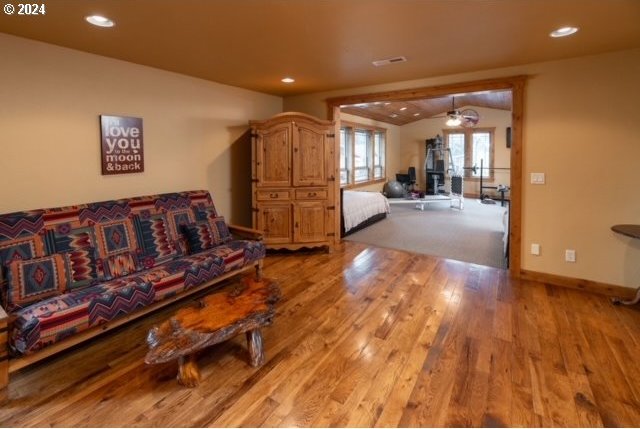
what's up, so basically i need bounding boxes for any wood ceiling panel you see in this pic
[0,1,639,95]
[340,91,512,126]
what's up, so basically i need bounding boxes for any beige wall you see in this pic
[0,34,282,225]
[399,106,512,195]
[285,49,640,288]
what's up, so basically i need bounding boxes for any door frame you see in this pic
[325,75,526,277]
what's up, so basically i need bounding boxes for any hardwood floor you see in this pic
[1,242,639,427]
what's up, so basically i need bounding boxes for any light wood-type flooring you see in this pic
[1,242,640,427]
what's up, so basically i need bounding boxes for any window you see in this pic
[340,122,386,186]
[443,128,495,179]
[374,131,385,179]
[354,130,370,183]
[339,128,351,185]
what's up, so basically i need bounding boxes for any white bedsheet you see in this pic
[343,190,390,233]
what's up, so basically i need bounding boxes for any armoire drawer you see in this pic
[295,189,327,200]
[256,190,291,201]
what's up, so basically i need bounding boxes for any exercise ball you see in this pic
[383,180,405,198]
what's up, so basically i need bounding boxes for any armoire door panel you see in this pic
[258,203,292,244]
[293,123,327,187]
[294,202,326,243]
[256,124,291,187]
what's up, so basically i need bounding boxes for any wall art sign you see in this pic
[100,115,144,175]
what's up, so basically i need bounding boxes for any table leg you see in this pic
[177,354,200,387]
[611,286,640,306]
[246,329,265,367]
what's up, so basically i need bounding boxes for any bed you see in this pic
[340,189,390,236]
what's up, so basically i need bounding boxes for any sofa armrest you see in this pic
[228,224,263,241]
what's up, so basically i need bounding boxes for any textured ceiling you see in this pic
[1,0,639,96]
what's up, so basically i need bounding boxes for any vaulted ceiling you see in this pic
[1,0,639,96]
[341,91,512,126]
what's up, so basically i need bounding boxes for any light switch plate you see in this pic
[531,173,545,184]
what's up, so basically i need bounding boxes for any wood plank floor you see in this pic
[1,242,640,427]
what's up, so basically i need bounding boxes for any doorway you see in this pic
[327,75,525,276]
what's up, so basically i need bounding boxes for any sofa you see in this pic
[0,190,265,395]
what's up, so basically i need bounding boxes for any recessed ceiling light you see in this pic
[384,102,391,106]
[400,107,408,111]
[550,26,578,38]
[281,77,295,83]
[413,113,420,117]
[390,114,398,118]
[85,15,115,27]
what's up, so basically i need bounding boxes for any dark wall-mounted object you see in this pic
[506,126,512,148]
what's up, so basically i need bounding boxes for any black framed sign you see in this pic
[100,115,144,175]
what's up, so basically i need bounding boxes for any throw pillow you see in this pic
[95,220,138,258]
[132,214,178,264]
[181,223,215,254]
[6,254,67,311]
[165,208,196,255]
[207,215,232,244]
[62,246,98,290]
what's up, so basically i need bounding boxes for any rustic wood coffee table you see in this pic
[145,276,280,387]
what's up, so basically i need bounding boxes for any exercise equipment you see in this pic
[477,158,511,205]
[383,180,406,198]
[425,135,456,195]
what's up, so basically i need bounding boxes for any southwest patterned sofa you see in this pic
[0,190,265,396]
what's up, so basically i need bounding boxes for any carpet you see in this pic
[344,199,508,269]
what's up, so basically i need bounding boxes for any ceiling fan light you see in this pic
[446,116,461,127]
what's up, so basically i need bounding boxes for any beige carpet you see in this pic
[344,199,508,269]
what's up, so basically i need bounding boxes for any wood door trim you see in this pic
[326,75,526,278]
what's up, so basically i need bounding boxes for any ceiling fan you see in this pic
[433,96,480,128]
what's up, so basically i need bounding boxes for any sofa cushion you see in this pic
[6,254,67,311]
[203,239,266,273]
[43,225,98,254]
[9,241,264,356]
[128,252,222,301]
[98,251,140,280]
[10,277,155,355]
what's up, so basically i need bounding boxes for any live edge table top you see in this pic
[145,276,281,365]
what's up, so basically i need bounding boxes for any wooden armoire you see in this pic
[250,112,339,251]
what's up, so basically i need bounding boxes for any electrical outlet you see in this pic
[531,243,540,255]
[531,173,545,184]
[565,249,576,262]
